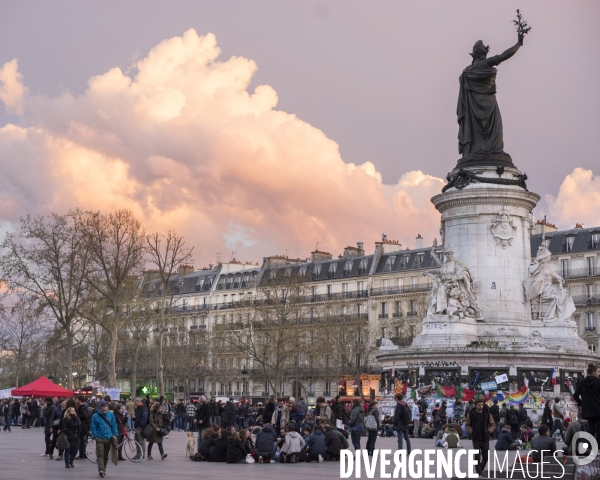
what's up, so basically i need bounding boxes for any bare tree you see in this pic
[145,231,193,397]
[83,210,145,388]
[0,212,91,388]
[0,295,50,386]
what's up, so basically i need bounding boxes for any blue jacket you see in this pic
[305,429,326,454]
[90,411,118,440]
[134,405,148,429]
[495,430,515,451]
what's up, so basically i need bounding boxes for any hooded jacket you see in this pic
[495,429,516,450]
[226,438,249,463]
[393,401,409,431]
[324,428,343,456]
[255,425,277,454]
[350,406,365,428]
[281,431,305,454]
[574,375,600,419]
[305,429,326,455]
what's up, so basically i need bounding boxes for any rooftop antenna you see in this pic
[285,248,292,258]
[315,241,319,251]
[216,252,222,263]
[231,250,236,261]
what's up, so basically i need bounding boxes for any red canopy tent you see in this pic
[11,376,74,397]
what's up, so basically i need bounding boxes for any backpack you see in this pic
[445,432,459,448]
[365,412,378,431]
[509,411,519,426]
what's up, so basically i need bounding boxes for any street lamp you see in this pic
[241,366,249,396]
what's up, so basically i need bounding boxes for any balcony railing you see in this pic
[370,283,431,296]
[378,313,389,319]
[170,304,210,314]
[573,295,599,306]
[406,311,418,317]
[302,290,368,302]
[585,326,596,332]
[392,312,403,318]
[558,267,600,279]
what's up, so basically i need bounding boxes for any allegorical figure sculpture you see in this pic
[424,246,482,320]
[457,34,523,160]
[524,236,576,322]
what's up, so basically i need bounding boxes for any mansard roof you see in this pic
[531,227,600,255]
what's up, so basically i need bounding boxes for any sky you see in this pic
[0,1,598,266]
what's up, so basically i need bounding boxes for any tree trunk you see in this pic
[65,330,74,390]
[157,298,165,397]
[132,340,140,399]
[108,319,118,387]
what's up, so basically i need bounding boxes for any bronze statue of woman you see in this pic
[457,33,524,166]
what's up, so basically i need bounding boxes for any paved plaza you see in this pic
[0,427,565,480]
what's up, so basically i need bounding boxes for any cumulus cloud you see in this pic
[546,168,600,229]
[0,29,445,263]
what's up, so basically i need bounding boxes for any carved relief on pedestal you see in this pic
[524,234,576,322]
[422,242,482,320]
[490,206,517,248]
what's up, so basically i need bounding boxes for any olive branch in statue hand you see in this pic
[513,9,532,44]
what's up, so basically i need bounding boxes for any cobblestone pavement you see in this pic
[0,427,563,480]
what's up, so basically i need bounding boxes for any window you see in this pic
[564,236,575,252]
[217,276,226,290]
[358,281,364,293]
[414,254,424,268]
[358,259,368,275]
[205,276,214,289]
[327,284,333,297]
[587,285,595,300]
[225,276,233,288]
[561,259,569,278]
[588,257,596,276]
[381,302,387,316]
[589,343,597,353]
[401,256,410,269]
[409,299,417,315]
[383,256,396,272]
[325,381,331,396]
[269,270,276,279]
[196,278,205,292]
[545,237,551,249]
[342,283,348,294]
[309,382,316,396]
[312,265,322,281]
[299,267,307,277]
[589,233,600,250]
[343,261,353,277]
[586,312,595,330]
[411,276,418,287]
[395,300,401,315]
[328,263,337,279]
[383,279,389,292]
[233,274,241,288]
[357,304,364,315]
[241,272,250,288]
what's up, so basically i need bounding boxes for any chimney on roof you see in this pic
[311,250,333,262]
[143,270,161,282]
[178,264,194,276]
[575,223,584,229]
[416,234,423,249]
[357,242,365,256]
[534,216,557,235]
[382,233,387,242]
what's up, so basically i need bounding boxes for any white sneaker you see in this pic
[318,454,324,463]
[40,453,48,457]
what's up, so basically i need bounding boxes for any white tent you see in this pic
[0,388,19,399]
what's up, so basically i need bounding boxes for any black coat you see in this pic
[62,417,80,446]
[324,429,343,457]
[195,402,210,426]
[255,425,277,454]
[263,402,276,423]
[43,404,56,435]
[574,375,600,419]
[225,438,248,463]
[541,405,553,428]
[223,402,236,424]
[489,404,500,424]
[134,405,148,429]
[199,437,215,457]
[211,438,228,462]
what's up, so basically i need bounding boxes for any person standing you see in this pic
[194,395,210,441]
[61,407,80,469]
[489,400,501,440]
[331,395,345,430]
[125,398,135,430]
[175,399,185,431]
[518,403,528,428]
[76,396,91,459]
[349,399,365,451]
[393,393,411,454]
[223,398,236,429]
[263,396,276,424]
[41,397,56,457]
[185,400,196,432]
[454,399,464,425]
[132,397,148,461]
[236,401,248,430]
[573,363,600,443]
[147,402,168,460]
[315,397,333,426]
[2,399,12,432]
[466,398,495,476]
[365,401,380,456]
[434,401,447,435]
[411,401,420,438]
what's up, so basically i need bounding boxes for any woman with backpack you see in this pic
[365,401,380,457]
[349,399,365,451]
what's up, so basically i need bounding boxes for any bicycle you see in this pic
[86,429,144,463]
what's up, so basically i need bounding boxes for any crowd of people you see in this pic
[2,361,600,476]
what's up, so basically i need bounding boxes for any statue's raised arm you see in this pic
[485,36,523,67]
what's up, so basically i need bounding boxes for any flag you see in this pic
[394,379,406,395]
[551,368,557,386]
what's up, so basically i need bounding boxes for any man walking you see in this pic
[466,398,496,476]
[550,398,566,441]
[2,399,12,432]
[77,396,91,459]
[393,393,411,454]
[132,397,148,461]
[185,400,196,432]
[411,401,420,437]
[90,402,118,478]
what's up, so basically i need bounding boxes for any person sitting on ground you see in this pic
[211,429,229,462]
[198,428,216,460]
[530,424,557,462]
[280,423,306,463]
[381,415,394,437]
[496,425,519,451]
[323,423,343,461]
[305,425,326,463]
[519,424,533,443]
[420,421,435,439]
[442,423,462,448]
[562,411,590,456]
[226,432,249,464]
[435,424,448,447]
[239,429,254,452]
[254,423,277,463]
